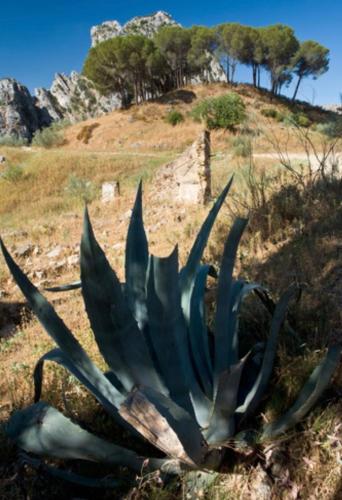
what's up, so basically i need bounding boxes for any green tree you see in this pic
[291,40,329,101]
[216,23,244,83]
[261,24,299,94]
[188,26,218,82]
[155,26,192,88]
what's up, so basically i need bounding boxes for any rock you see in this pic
[46,245,63,259]
[67,254,79,267]
[154,130,211,204]
[0,79,42,140]
[14,243,33,258]
[35,72,121,123]
[91,11,178,47]
[101,181,120,203]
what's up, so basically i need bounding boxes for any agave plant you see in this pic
[0,178,340,486]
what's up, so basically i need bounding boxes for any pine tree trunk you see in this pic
[292,75,302,102]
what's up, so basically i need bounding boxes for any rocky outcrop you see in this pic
[0,79,43,140]
[91,11,178,46]
[154,130,212,204]
[35,72,121,123]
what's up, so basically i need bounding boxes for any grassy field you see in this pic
[0,83,341,499]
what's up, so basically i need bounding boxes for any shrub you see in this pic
[165,109,184,126]
[32,120,69,148]
[0,163,24,183]
[76,122,100,144]
[65,174,97,203]
[284,112,311,128]
[261,107,278,119]
[316,119,342,138]
[0,135,28,147]
[1,179,340,486]
[191,93,246,131]
[231,135,252,157]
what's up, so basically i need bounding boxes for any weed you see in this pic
[65,174,97,203]
[76,122,100,144]
[165,109,184,126]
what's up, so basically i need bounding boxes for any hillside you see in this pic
[0,84,341,499]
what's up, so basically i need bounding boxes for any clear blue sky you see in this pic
[1,0,341,104]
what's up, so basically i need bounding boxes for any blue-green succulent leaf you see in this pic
[33,349,125,414]
[204,354,249,445]
[45,281,82,292]
[214,218,248,384]
[236,284,298,417]
[262,344,341,438]
[125,181,149,328]
[146,248,211,427]
[189,265,213,398]
[7,402,170,473]
[180,176,234,324]
[0,238,125,411]
[81,208,167,394]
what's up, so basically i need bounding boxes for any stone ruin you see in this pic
[154,130,212,205]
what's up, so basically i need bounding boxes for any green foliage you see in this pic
[0,163,24,183]
[76,123,100,144]
[165,109,184,126]
[285,112,311,128]
[0,135,28,147]
[261,107,278,119]
[1,179,340,487]
[231,135,252,157]
[316,119,342,138]
[291,40,329,100]
[32,121,69,148]
[191,93,246,130]
[65,174,97,203]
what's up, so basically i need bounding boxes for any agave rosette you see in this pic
[1,178,340,485]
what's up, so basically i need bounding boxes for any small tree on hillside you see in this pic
[261,24,299,94]
[291,40,329,101]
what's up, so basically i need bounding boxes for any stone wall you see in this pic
[154,130,211,205]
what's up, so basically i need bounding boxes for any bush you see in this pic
[0,163,24,183]
[316,119,342,138]
[231,135,252,157]
[0,135,28,147]
[284,112,311,128]
[76,123,100,144]
[261,107,278,119]
[32,120,69,148]
[191,93,246,131]
[65,174,97,203]
[165,109,184,126]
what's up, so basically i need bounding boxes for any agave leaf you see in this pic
[146,248,211,427]
[81,208,167,395]
[262,344,341,439]
[189,265,214,398]
[45,281,82,292]
[204,354,249,445]
[7,402,171,473]
[34,349,125,414]
[120,386,211,468]
[0,238,125,411]
[214,218,248,384]
[228,281,266,366]
[19,453,124,489]
[236,284,298,417]
[179,176,234,324]
[125,181,149,329]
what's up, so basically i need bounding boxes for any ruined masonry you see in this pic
[155,130,211,205]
